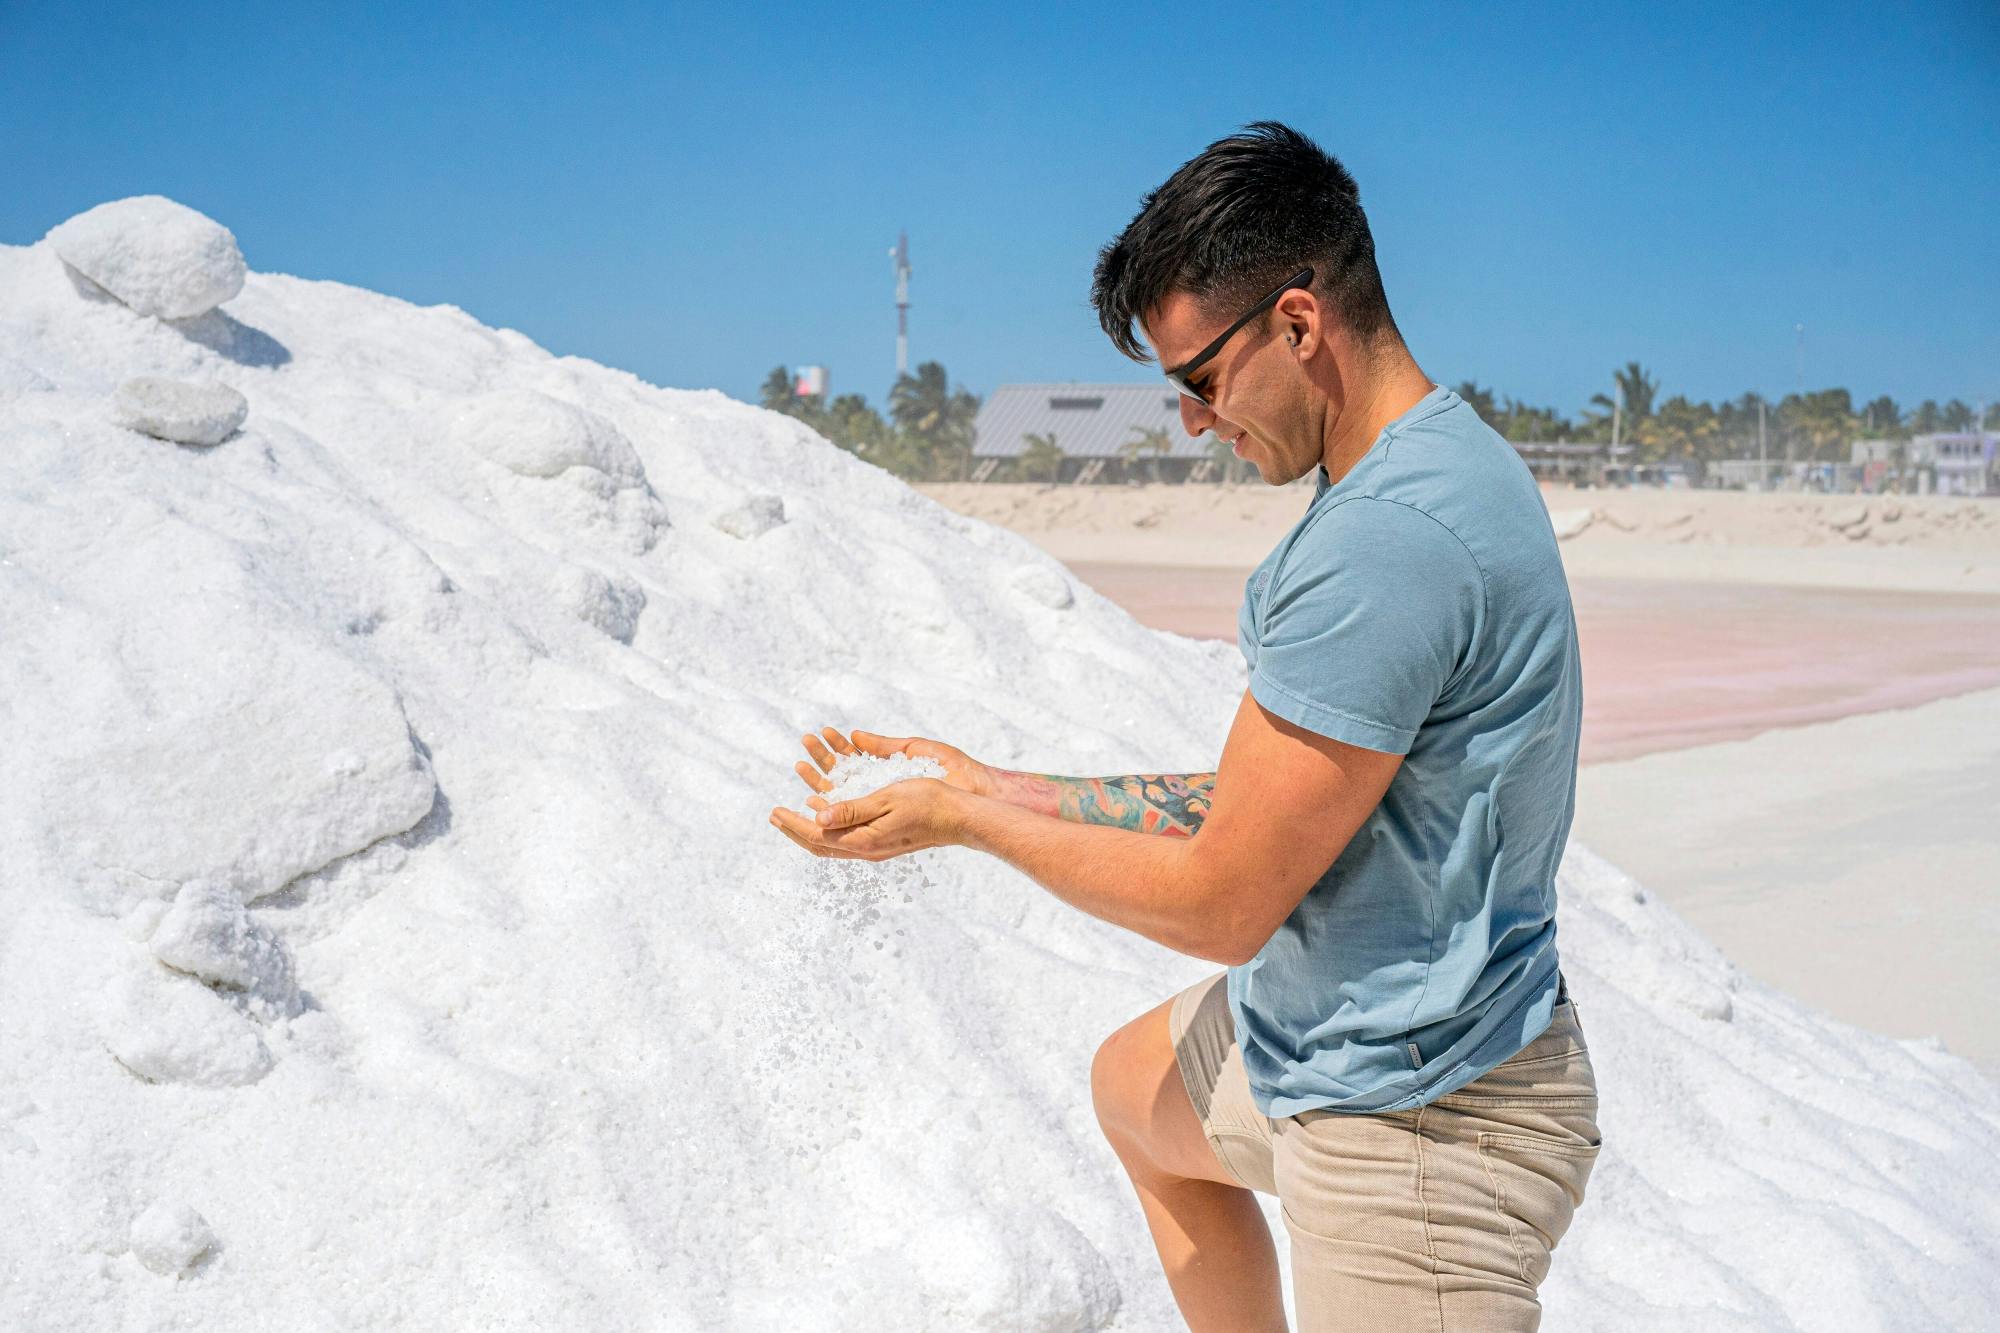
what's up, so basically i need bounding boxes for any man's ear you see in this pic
[1276,290,1320,358]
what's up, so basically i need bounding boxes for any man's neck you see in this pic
[1319,344,1434,486]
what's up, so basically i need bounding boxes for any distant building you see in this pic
[1913,432,1995,496]
[970,384,1221,483]
[1511,441,1629,484]
[1849,434,1995,495]
[1849,438,1899,492]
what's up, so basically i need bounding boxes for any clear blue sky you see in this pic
[5,1,1995,418]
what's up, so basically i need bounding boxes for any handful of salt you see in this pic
[803,752,950,814]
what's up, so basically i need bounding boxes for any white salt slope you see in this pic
[0,199,1995,1330]
[47,196,246,320]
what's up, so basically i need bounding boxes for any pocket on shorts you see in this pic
[1475,1129,1601,1288]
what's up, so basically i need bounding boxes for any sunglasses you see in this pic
[1162,267,1315,405]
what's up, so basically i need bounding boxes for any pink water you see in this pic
[1066,562,2000,764]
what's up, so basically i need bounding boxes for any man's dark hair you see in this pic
[1091,121,1398,363]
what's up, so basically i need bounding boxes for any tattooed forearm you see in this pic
[985,770,1217,837]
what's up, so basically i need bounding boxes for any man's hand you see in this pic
[793,726,997,799]
[768,777,972,862]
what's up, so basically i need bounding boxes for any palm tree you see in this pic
[1860,396,1904,438]
[1120,425,1174,483]
[1614,362,1659,420]
[889,360,981,480]
[1453,381,1500,429]
[1644,395,1723,467]
[1588,361,1658,432]
[759,366,795,413]
[1497,398,1572,442]
[1777,389,1856,463]
[1022,432,1063,485]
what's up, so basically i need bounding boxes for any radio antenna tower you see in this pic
[889,231,911,377]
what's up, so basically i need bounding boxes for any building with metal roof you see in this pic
[970,383,1222,482]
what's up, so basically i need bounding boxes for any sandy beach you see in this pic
[919,479,2000,1072]
[1574,686,2000,1075]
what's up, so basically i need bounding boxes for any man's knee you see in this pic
[1089,1019,1140,1141]
[1091,1002,1184,1160]
[1095,1006,1178,1157]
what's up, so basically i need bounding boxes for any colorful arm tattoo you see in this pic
[985,770,1216,837]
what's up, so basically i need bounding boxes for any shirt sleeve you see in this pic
[1247,497,1483,755]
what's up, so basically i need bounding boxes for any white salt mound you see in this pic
[3,196,1997,1331]
[111,375,248,446]
[47,196,246,320]
[128,1201,216,1277]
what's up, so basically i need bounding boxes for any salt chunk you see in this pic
[112,377,248,447]
[553,565,646,642]
[150,878,298,1010]
[1008,564,1074,609]
[713,494,786,540]
[47,196,246,320]
[449,389,644,482]
[104,966,274,1087]
[129,1201,215,1277]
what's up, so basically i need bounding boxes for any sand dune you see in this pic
[918,481,2000,594]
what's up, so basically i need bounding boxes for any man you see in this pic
[770,121,1599,1330]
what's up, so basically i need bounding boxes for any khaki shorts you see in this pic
[1170,973,1601,1331]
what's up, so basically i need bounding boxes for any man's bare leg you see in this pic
[1091,996,1287,1332]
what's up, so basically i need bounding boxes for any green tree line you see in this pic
[761,362,980,481]
[1454,363,1997,467]
[762,358,1993,481]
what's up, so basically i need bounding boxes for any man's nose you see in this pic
[1177,394,1216,437]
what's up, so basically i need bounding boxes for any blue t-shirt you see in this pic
[1231,384,1581,1117]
